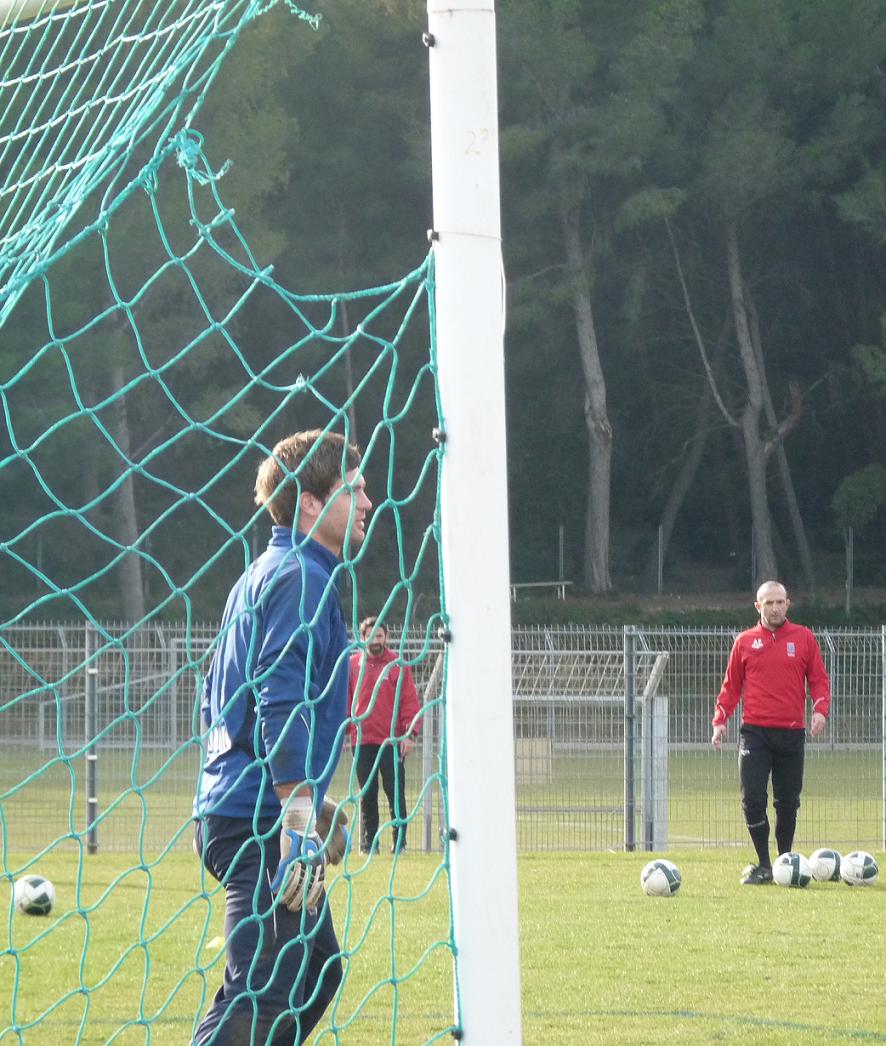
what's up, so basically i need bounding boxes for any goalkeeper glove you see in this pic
[271,797,326,913]
[316,797,350,866]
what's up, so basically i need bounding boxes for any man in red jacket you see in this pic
[348,617,422,854]
[711,580,830,884]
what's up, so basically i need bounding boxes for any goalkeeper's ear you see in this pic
[317,797,350,865]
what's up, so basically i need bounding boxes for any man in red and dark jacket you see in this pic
[348,617,422,854]
[711,580,830,885]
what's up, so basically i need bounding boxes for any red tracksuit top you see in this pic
[712,620,831,731]
[347,648,422,746]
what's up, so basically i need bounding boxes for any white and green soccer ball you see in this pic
[772,852,812,888]
[808,848,842,883]
[640,858,681,897]
[840,851,878,887]
[13,874,56,916]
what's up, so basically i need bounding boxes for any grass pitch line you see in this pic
[529,1009,886,1041]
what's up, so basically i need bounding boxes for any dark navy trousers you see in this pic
[193,814,342,1045]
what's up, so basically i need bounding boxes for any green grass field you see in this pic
[3,745,882,857]
[2,849,884,1044]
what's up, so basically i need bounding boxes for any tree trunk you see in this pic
[647,305,731,588]
[561,196,612,593]
[725,221,778,584]
[109,363,146,623]
[746,293,816,594]
[646,375,713,589]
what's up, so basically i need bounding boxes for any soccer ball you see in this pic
[640,858,681,897]
[772,852,812,888]
[840,851,879,887]
[13,875,56,916]
[808,848,842,882]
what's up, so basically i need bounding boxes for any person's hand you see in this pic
[316,797,350,866]
[399,736,415,759]
[711,723,727,749]
[271,828,326,913]
[271,794,326,913]
[810,712,827,738]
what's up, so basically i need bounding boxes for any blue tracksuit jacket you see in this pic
[194,527,349,820]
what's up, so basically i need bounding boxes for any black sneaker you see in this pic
[741,863,773,885]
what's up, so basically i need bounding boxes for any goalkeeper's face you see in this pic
[313,468,371,555]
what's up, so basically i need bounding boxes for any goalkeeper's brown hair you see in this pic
[254,429,361,529]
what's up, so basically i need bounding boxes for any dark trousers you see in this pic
[739,725,805,856]
[193,814,342,1046]
[354,743,407,852]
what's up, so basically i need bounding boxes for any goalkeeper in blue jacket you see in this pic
[192,429,371,1046]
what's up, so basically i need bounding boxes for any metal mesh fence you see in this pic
[0,622,446,859]
[1,622,883,854]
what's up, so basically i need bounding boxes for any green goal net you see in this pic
[0,2,458,1042]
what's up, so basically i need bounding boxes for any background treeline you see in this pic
[2,0,886,625]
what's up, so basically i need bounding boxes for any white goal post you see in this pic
[427,1,523,1043]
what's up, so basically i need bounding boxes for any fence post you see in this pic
[159,627,178,750]
[823,631,837,751]
[59,626,69,750]
[845,527,854,618]
[623,626,636,851]
[85,621,99,855]
[422,651,444,853]
[544,629,556,742]
[641,652,670,851]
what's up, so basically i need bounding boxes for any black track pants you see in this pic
[739,724,805,832]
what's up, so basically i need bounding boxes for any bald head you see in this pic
[755,580,790,631]
[756,580,786,603]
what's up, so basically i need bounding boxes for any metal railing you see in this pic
[1,622,883,853]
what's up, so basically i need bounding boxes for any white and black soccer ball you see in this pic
[772,852,812,888]
[640,858,681,897]
[808,848,842,883]
[13,875,56,916]
[840,850,878,887]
